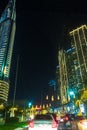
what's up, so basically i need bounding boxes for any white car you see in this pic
[28,114,58,130]
[78,119,87,130]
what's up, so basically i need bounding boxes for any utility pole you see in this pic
[10,55,19,117]
[41,89,43,107]
[13,55,19,107]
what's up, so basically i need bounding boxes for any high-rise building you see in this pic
[69,25,87,91]
[57,25,87,109]
[56,65,61,105]
[58,47,77,105]
[0,0,16,104]
[65,48,77,101]
[58,49,69,104]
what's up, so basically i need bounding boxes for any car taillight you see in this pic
[29,121,34,128]
[52,121,57,128]
[65,116,69,121]
[56,116,58,121]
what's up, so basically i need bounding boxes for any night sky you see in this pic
[0,0,87,104]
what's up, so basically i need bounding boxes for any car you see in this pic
[59,113,75,122]
[58,115,72,130]
[78,119,87,130]
[28,114,58,130]
[59,114,70,123]
[76,115,84,121]
[51,113,58,124]
[65,113,75,121]
[59,115,66,122]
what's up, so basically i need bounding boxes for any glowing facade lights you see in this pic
[0,80,9,102]
[0,0,16,103]
[69,25,87,91]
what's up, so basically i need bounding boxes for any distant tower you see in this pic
[0,0,16,104]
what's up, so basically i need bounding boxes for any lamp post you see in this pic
[10,55,19,117]
[13,55,19,107]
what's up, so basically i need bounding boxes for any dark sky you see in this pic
[1,0,87,104]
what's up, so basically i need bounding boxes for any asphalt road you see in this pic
[15,121,78,130]
[58,121,78,130]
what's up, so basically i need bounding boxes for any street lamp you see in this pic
[28,102,32,108]
[46,95,48,100]
[57,96,60,100]
[69,90,75,99]
[70,91,74,96]
[51,95,54,101]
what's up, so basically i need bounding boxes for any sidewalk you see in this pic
[0,121,28,130]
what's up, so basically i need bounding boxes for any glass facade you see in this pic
[0,0,16,103]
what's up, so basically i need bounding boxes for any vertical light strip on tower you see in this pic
[58,50,67,104]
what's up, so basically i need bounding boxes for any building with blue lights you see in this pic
[0,0,16,104]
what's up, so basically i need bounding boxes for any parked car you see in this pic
[28,113,58,130]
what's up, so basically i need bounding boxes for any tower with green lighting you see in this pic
[0,0,16,104]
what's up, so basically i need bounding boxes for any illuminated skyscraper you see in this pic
[0,0,16,103]
[58,49,68,104]
[58,25,87,107]
[69,25,87,90]
[56,65,61,105]
[58,48,77,105]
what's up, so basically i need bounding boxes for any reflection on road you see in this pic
[14,119,87,130]
[58,120,87,130]
[58,121,78,130]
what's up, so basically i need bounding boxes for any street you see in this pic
[58,121,78,130]
[15,121,78,130]
[14,120,87,130]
